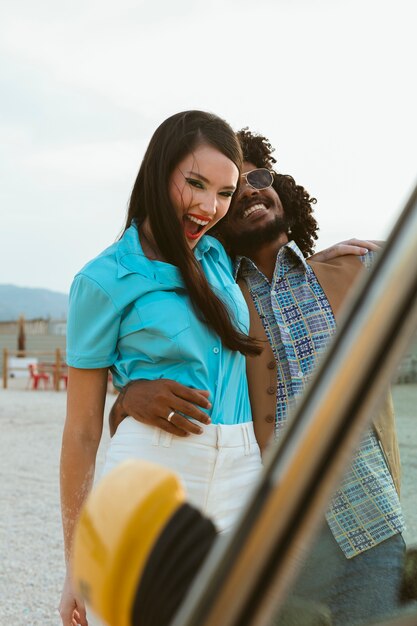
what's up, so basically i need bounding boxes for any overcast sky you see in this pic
[1,0,416,293]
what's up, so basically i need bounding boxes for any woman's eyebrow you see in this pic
[186,170,210,183]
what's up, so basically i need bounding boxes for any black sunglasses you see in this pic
[241,168,274,190]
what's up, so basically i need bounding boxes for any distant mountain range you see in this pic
[0,284,69,321]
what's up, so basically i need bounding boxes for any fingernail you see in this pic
[207,402,212,409]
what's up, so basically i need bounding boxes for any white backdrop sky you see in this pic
[1,0,416,293]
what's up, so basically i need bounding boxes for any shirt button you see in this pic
[267,386,275,395]
[267,361,276,370]
[265,414,275,423]
[213,347,220,354]
[297,370,303,377]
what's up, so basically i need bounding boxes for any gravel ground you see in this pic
[0,383,416,626]
[0,384,111,626]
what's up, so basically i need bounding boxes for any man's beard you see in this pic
[221,215,290,257]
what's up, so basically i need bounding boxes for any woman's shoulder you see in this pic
[75,225,141,287]
[71,225,152,311]
[75,241,121,287]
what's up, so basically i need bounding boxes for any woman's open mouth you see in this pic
[183,214,211,240]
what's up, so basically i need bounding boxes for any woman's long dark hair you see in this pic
[124,110,261,356]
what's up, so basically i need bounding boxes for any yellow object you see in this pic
[72,459,186,626]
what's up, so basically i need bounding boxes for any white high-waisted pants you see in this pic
[102,417,262,533]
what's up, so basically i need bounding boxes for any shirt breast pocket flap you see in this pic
[134,293,191,339]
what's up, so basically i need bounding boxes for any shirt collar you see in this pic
[116,223,219,284]
[234,240,309,280]
[193,234,220,262]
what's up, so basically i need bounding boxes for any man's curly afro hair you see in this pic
[237,128,319,257]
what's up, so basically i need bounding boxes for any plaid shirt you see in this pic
[236,241,405,558]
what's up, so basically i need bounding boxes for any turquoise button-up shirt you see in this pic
[67,224,252,425]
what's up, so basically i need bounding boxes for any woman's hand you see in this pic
[59,570,88,626]
[109,379,212,437]
[310,238,383,262]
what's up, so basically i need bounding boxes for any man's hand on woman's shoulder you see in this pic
[309,238,383,262]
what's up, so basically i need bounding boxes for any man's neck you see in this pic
[245,233,289,281]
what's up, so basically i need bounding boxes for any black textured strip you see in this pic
[131,503,217,626]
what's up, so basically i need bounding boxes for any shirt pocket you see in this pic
[134,292,191,339]
[117,293,191,366]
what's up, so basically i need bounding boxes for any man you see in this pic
[110,129,405,625]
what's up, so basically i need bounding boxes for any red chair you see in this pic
[28,364,50,390]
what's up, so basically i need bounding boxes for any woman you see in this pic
[60,110,264,626]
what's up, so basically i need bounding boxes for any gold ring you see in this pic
[166,410,175,422]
